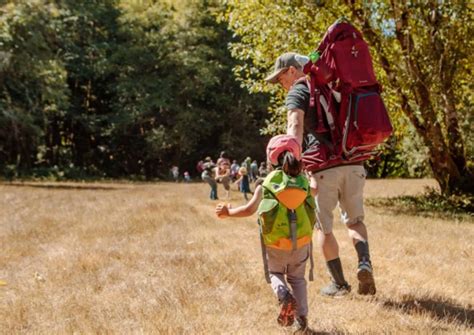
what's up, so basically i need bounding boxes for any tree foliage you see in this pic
[219,0,473,195]
[0,0,269,179]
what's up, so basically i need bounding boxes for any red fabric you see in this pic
[344,88,393,151]
[300,20,392,171]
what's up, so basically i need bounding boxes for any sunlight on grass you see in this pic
[0,180,472,333]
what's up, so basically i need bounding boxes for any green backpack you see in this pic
[258,170,316,248]
[257,169,317,283]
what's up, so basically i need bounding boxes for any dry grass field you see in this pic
[0,179,472,334]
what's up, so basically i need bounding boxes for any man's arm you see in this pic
[287,108,305,146]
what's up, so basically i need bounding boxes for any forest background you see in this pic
[0,0,472,200]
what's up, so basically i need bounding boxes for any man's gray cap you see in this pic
[264,52,309,83]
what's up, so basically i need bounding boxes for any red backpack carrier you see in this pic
[301,19,393,171]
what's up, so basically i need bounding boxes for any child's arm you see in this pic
[216,185,262,218]
[233,175,243,184]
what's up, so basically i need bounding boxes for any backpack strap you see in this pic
[288,209,298,251]
[309,241,314,281]
[300,79,336,137]
[319,87,341,144]
[293,77,327,134]
[258,218,271,284]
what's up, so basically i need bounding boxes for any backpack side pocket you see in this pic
[304,196,317,229]
[258,198,279,235]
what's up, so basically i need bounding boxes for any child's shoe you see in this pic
[277,292,297,327]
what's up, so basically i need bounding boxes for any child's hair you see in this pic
[277,151,302,177]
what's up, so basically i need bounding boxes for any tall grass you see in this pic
[0,180,472,334]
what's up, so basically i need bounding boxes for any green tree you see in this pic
[166,0,269,170]
[0,1,70,174]
[0,0,270,180]
[109,0,270,178]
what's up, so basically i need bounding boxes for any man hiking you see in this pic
[265,52,376,296]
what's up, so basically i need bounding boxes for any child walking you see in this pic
[234,166,251,201]
[216,135,318,333]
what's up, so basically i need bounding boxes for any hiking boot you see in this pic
[357,260,376,295]
[320,281,351,297]
[277,292,297,327]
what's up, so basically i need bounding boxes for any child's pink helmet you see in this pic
[266,134,302,166]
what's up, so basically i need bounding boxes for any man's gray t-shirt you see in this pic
[285,81,328,151]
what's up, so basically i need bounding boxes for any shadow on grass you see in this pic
[1,182,124,191]
[378,294,474,328]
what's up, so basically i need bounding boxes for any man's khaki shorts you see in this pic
[310,165,366,234]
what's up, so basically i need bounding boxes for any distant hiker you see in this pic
[265,48,379,296]
[230,159,240,181]
[171,165,179,183]
[250,160,259,182]
[201,161,218,200]
[215,151,232,200]
[258,161,269,178]
[216,135,318,333]
[184,171,191,183]
[234,166,251,201]
[241,156,251,170]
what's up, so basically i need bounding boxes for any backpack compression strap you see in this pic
[258,219,271,284]
[288,209,298,251]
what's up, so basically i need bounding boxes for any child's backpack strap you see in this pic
[288,209,298,251]
[258,218,271,284]
[309,241,314,281]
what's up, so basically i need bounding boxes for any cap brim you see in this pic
[264,68,286,84]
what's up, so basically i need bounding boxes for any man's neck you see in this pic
[291,74,307,88]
